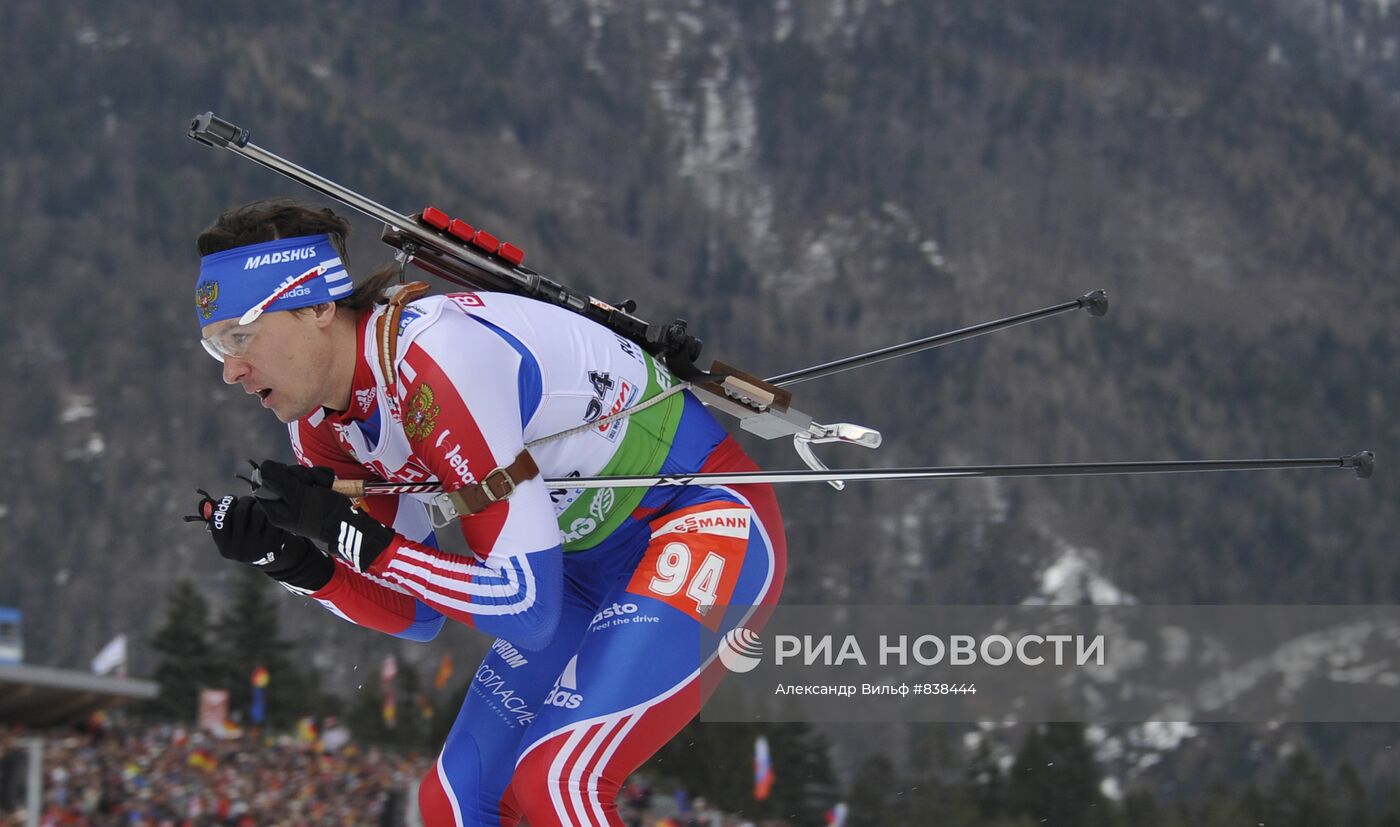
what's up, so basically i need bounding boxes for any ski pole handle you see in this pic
[332,479,444,498]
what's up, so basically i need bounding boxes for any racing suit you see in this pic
[286,291,786,826]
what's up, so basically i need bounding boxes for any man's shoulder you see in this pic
[392,292,529,364]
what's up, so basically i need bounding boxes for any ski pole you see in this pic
[331,451,1373,497]
[767,290,1108,387]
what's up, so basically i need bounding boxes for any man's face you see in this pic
[202,309,333,423]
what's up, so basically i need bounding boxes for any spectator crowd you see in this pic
[0,722,421,827]
[0,722,774,827]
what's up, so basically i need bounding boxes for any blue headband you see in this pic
[194,234,352,326]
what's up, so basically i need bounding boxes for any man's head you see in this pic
[195,199,391,423]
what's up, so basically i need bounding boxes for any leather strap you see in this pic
[446,450,540,515]
[372,282,539,514]
[375,281,432,400]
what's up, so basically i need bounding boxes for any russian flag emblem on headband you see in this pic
[195,233,352,326]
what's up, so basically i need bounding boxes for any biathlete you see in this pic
[188,199,785,826]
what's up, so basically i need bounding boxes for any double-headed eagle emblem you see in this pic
[195,281,219,320]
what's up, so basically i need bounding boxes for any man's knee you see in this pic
[418,761,460,827]
[513,725,624,826]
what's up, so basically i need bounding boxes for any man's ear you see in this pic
[311,301,338,329]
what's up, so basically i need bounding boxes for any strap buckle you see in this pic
[482,466,518,503]
[428,493,459,528]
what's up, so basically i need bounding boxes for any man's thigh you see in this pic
[418,589,592,826]
[509,487,781,825]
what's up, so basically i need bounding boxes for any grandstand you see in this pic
[0,613,158,827]
[0,664,156,728]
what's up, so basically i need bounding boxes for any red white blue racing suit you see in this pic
[286,292,786,826]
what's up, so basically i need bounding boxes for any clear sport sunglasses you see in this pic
[200,321,261,362]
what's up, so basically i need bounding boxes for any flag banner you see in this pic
[296,716,319,744]
[434,653,454,690]
[826,802,848,826]
[381,655,398,728]
[250,665,269,725]
[754,735,774,801]
[251,687,266,725]
[197,688,229,736]
[187,748,217,771]
[90,633,127,676]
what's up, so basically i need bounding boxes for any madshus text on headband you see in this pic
[244,245,319,270]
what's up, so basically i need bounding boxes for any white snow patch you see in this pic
[73,25,128,49]
[774,0,794,41]
[650,12,777,259]
[60,395,96,424]
[678,73,762,215]
[1099,776,1123,801]
[919,239,948,269]
[1022,542,1136,606]
[66,433,105,461]
[1149,620,1400,719]
[1138,721,1198,751]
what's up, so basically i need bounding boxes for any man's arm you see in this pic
[282,419,447,643]
[263,314,563,650]
[355,314,563,649]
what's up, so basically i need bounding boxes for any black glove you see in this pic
[253,460,397,573]
[189,491,334,592]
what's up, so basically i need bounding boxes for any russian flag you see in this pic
[754,736,775,801]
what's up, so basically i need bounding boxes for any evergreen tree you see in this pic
[1333,762,1369,827]
[1120,788,1168,827]
[147,577,220,721]
[1197,780,1265,827]
[213,569,318,727]
[1005,722,1113,826]
[648,721,839,824]
[965,738,1007,821]
[650,722,757,811]
[1264,751,1334,827]
[347,656,438,752]
[848,753,901,827]
[762,721,841,824]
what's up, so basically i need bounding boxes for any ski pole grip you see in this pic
[188,112,249,148]
[332,479,366,498]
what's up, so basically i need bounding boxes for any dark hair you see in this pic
[197,198,398,313]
